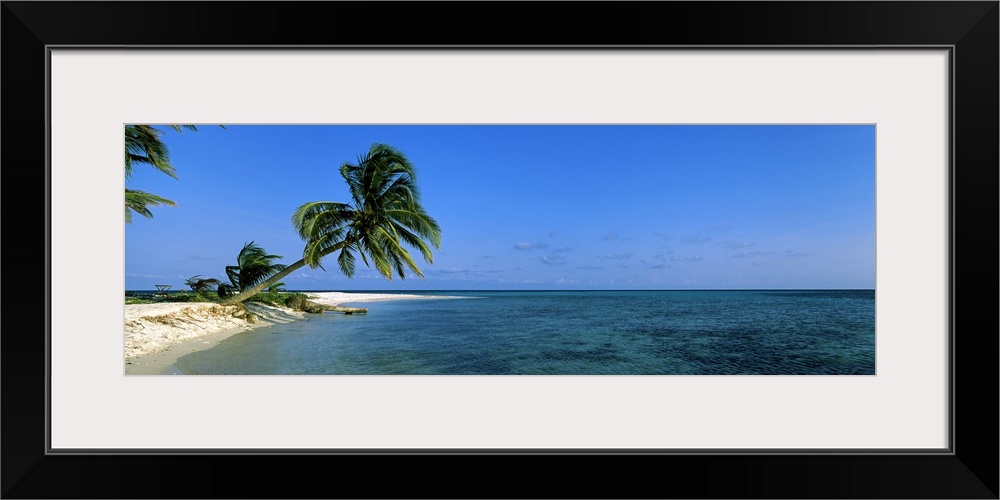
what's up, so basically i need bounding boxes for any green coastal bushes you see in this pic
[124,289,323,314]
[281,293,326,314]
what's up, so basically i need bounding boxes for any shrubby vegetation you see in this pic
[125,289,314,310]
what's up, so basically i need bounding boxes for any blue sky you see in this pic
[125,125,875,291]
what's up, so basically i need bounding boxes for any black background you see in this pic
[3,2,997,498]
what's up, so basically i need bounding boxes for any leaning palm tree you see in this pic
[218,143,441,306]
[225,241,289,292]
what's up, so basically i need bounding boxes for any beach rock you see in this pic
[284,294,308,309]
[301,301,326,314]
[283,294,326,313]
[231,306,260,323]
[332,306,368,314]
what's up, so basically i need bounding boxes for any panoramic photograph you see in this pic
[124,124,875,375]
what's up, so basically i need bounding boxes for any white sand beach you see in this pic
[124,292,455,375]
[305,291,454,307]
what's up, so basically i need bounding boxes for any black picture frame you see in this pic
[3,2,997,498]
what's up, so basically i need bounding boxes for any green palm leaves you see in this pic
[125,125,181,181]
[124,189,176,223]
[124,125,191,223]
[124,125,220,223]
[225,241,289,292]
[292,143,442,281]
[219,143,441,306]
[185,275,223,294]
[125,125,179,223]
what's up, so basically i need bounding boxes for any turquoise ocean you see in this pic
[169,290,876,375]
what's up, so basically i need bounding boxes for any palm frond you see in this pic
[337,246,356,278]
[227,241,288,291]
[389,220,436,264]
[185,275,223,293]
[125,189,176,223]
[358,233,392,279]
[225,265,242,290]
[217,283,236,298]
[125,124,227,224]
[292,201,352,239]
[125,125,178,180]
[291,143,440,282]
[386,208,442,249]
[165,125,199,132]
[376,226,422,279]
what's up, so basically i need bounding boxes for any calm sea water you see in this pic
[173,290,875,375]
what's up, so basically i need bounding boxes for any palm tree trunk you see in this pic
[217,260,306,305]
[217,241,347,306]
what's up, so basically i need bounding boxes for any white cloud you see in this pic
[540,255,568,266]
[127,273,164,279]
[670,255,704,262]
[731,250,775,259]
[683,236,711,244]
[515,242,548,251]
[782,251,812,257]
[596,253,633,259]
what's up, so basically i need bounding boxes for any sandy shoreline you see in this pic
[124,292,457,375]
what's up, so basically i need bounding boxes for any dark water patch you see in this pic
[755,290,875,300]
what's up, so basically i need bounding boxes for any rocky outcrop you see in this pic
[285,294,366,314]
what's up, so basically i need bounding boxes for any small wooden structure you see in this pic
[153,284,172,297]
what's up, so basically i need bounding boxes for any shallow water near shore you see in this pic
[171,290,875,375]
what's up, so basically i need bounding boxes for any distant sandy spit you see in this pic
[305,291,463,307]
